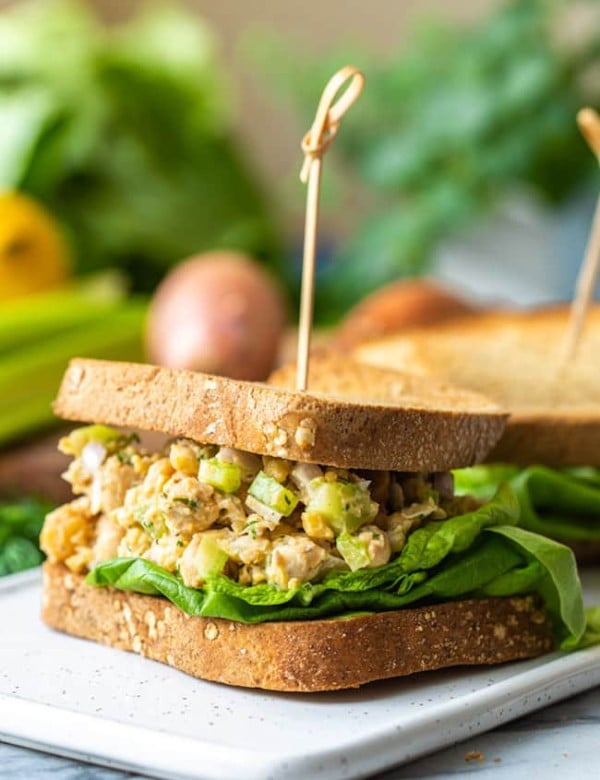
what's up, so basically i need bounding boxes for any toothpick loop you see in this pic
[296,66,365,391]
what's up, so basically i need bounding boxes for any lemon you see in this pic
[0,192,71,301]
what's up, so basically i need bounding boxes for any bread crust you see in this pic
[53,358,506,472]
[355,306,600,466]
[488,416,600,467]
[42,562,554,693]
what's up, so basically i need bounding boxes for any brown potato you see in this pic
[146,251,287,381]
[335,279,477,349]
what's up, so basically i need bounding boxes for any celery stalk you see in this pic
[0,303,146,408]
[0,272,128,354]
[0,302,146,445]
[0,396,56,443]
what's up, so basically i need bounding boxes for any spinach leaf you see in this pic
[0,498,50,576]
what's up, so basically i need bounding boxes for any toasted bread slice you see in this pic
[355,306,600,466]
[54,358,506,472]
[42,563,553,693]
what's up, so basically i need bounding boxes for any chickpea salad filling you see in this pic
[40,424,587,642]
[41,424,478,591]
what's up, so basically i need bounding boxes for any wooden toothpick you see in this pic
[296,66,365,391]
[561,108,600,365]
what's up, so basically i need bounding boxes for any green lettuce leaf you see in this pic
[578,606,600,650]
[87,485,585,646]
[485,526,585,648]
[453,465,520,500]
[455,465,600,541]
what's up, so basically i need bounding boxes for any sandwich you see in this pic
[40,356,585,692]
[355,305,600,559]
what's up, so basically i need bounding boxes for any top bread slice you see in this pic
[54,357,506,472]
[355,305,600,466]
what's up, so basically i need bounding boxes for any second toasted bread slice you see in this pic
[355,306,600,466]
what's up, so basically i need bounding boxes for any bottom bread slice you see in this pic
[42,562,554,692]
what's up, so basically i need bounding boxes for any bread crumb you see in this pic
[295,418,316,450]
[494,624,507,640]
[464,751,485,762]
[204,623,219,642]
[144,610,157,640]
[493,757,502,763]
[67,364,84,389]
[273,428,288,447]
[263,422,276,437]
[204,622,219,641]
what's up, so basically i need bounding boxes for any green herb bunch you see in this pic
[260,0,600,320]
[0,0,281,291]
[0,498,51,577]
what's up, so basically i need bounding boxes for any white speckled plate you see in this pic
[0,569,599,780]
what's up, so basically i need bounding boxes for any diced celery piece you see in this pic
[195,535,228,578]
[336,534,371,571]
[59,424,127,456]
[199,458,242,493]
[248,471,298,517]
[306,478,376,534]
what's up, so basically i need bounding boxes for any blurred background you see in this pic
[0,0,598,563]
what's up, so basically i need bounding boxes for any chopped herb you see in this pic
[245,519,259,539]
[133,504,149,522]
[173,497,200,510]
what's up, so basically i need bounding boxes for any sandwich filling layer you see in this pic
[41,425,475,590]
[39,425,588,649]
